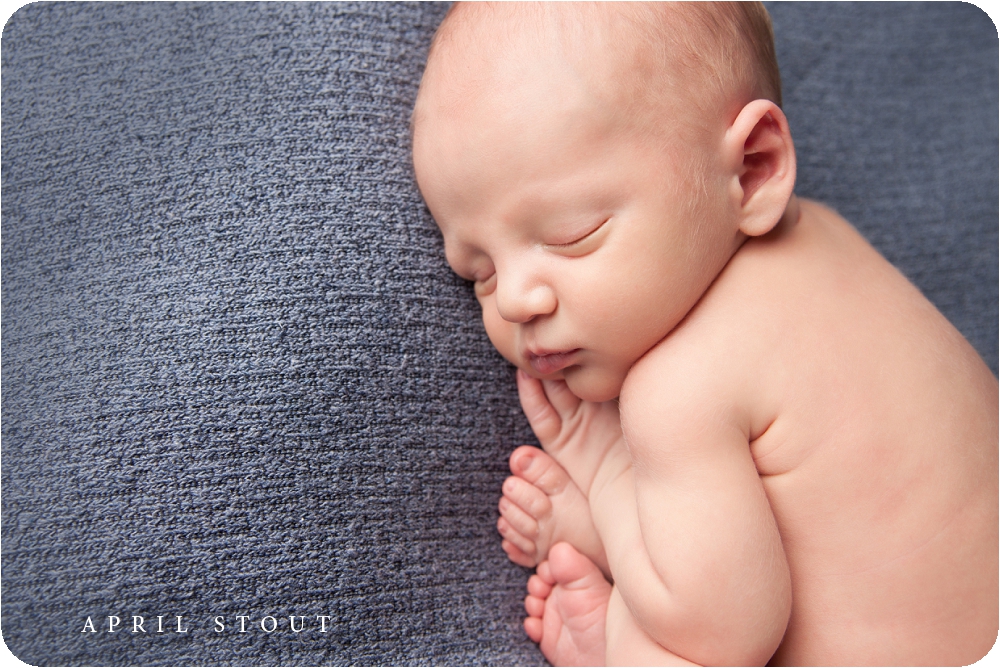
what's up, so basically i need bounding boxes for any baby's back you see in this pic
[656,199,998,664]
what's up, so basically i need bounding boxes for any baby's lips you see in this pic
[528,349,579,375]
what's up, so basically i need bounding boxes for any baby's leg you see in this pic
[605,588,699,666]
[498,446,610,576]
[526,542,696,667]
[523,542,611,666]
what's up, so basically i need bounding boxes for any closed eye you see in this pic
[547,217,611,250]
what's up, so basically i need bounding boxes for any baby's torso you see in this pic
[642,199,998,664]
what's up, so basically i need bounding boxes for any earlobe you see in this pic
[725,100,796,237]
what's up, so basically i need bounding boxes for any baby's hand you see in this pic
[515,370,627,506]
[497,370,622,575]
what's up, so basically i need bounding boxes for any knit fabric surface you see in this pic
[2,2,996,665]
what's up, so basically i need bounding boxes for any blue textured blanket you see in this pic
[2,2,995,664]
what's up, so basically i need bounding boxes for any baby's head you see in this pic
[412,2,796,402]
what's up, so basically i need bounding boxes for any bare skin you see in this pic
[499,444,609,578]
[523,542,612,666]
[412,4,999,664]
[503,200,1000,665]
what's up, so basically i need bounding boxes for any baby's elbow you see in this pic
[702,593,791,666]
[739,571,793,664]
[640,573,792,666]
[729,563,792,665]
[726,534,794,664]
[750,585,792,665]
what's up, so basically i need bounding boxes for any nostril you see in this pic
[494,274,556,324]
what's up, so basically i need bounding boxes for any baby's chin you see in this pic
[561,365,624,403]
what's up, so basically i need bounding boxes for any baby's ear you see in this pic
[724,99,796,237]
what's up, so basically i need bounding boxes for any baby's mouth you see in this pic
[527,349,581,375]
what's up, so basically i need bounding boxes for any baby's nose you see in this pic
[494,274,556,324]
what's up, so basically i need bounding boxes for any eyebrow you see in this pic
[508,190,615,229]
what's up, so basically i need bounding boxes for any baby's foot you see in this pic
[498,445,610,577]
[524,542,611,667]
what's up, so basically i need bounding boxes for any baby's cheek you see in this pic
[480,299,520,366]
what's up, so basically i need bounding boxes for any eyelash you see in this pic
[549,217,610,248]
[470,217,610,286]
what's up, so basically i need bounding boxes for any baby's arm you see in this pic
[594,358,792,665]
[517,368,791,665]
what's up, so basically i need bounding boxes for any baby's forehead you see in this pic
[422,3,714,123]
[425,1,781,118]
[437,2,667,47]
[431,4,646,73]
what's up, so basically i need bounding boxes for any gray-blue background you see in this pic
[2,2,996,665]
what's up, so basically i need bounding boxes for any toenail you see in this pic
[518,454,535,473]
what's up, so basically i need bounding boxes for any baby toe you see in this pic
[546,542,607,589]
[502,475,552,524]
[502,539,539,569]
[524,593,545,618]
[511,447,571,497]
[499,494,541,538]
[509,445,542,476]
[528,572,554,598]
[498,516,537,556]
[524,615,543,643]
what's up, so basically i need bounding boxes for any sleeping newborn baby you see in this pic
[411,3,998,665]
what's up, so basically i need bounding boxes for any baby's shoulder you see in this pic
[620,199,866,430]
[620,318,745,436]
[688,197,896,348]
